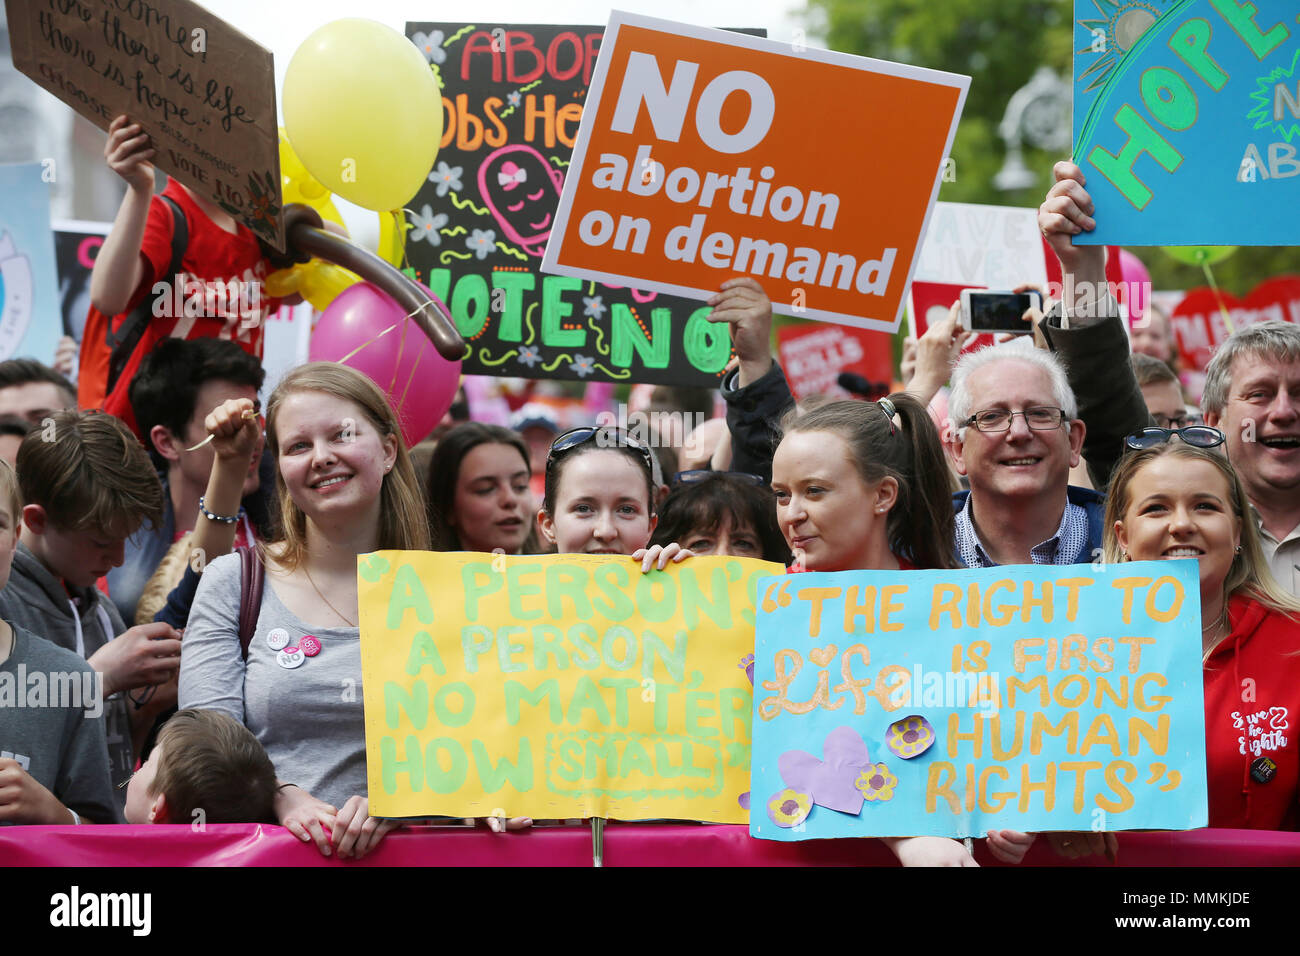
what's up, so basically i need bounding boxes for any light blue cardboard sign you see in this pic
[0,164,62,363]
[750,562,1208,841]
[1072,0,1300,246]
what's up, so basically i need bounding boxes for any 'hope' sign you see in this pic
[543,13,969,333]
[1072,0,1300,246]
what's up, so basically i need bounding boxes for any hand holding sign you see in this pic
[1039,162,1104,278]
[985,827,1037,864]
[706,278,773,387]
[104,116,156,194]
[889,835,977,867]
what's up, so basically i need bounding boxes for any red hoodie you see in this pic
[1203,594,1300,830]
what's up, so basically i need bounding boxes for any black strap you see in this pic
[106,194,187,395]
[237,545,263,660]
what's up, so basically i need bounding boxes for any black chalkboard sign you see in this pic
[404,22,762,386]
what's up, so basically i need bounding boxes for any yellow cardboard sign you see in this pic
[359,551,779,821]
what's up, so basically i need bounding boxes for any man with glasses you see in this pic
[1132,354,1191,429]
[947,339,1098,567]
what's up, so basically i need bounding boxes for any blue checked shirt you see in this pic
[954,495,1091,568]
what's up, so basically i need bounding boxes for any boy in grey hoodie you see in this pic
[0,454,118,825]
[0,410,180,812]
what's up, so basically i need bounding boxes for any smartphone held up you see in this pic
[958,290,1042,335]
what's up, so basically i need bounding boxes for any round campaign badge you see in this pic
[1250,756,1277,784]
[299,635,322,658]
[266,628,291,651]
[277,647,305,669]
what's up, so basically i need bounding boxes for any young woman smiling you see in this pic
[772,396,1035,866]
[181,363,430,860]
[538,425,686,570]
[1102,438,1300,833]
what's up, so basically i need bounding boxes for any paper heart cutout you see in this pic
[809,644,838,668]
[1171,277,1300,373]
[777,726,873,815]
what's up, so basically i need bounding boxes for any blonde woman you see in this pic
[1101,433,1300,834]
[181,364,429,859]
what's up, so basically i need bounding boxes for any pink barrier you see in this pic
[3,824,1299,866]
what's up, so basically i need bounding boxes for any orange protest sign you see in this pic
[543,14,968,333]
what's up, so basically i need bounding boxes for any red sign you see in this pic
[1170,277,1300,372]
[909,280,994,353]
[775,322,892,401]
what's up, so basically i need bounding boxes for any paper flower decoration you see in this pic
[885,715,936,759]
[777,725,873,815]
[739,653,755,686]
[767,789,812,827]
[855,763,897,803]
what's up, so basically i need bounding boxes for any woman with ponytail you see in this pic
[770,395,1034,866]
[773,394,956,574]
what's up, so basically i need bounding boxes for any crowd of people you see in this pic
[1,120,1297,867]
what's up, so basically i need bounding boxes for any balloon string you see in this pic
[390,312,427,412]
[331,295,455,371]
[1202,259,1236,336]
[336,322,399,366]
[390,313,408,395]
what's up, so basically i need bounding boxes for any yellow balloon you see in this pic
[283,19,443,212]
[264,267,302,298]
[265,260,360,311]
[298,260,361,311]
[377,209,408,268]
[278,129,346,228]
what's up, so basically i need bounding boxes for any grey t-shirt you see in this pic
[178,553,367,810]
[0,543,133,811]
[0,623,119,824]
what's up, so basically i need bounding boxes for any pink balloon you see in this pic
[309,282,461,446]
[1116,248,1151,328]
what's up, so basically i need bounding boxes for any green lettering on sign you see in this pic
[682,304,732,373]
[492,270,535,341]
[387,564,434,630]
[611,302,670,369]
[541,275,585,346]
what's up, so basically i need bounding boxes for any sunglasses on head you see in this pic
[1124,425,1225,451]
[672,469,767,487]
[547,426,660,485]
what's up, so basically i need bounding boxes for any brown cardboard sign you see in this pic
[6,0,284,249]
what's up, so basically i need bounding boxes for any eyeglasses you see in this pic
[963,406,1066,433]
[1125,425,1226,450]
[547,426,661,486]
[1152,411,1191,429]
[672,469,767,487]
